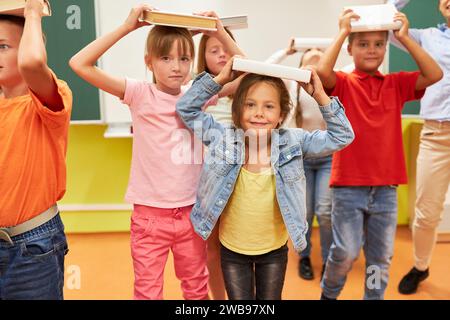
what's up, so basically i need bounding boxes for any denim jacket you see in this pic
[176,72,355,253]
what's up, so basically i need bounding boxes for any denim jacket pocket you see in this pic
[277,146,304,183]
[209,143,237,176]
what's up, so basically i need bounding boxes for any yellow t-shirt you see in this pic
[219,167,289,255]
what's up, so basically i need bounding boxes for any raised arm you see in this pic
[387,0,423,51]
[194,11,245,99]
[69,5,152,99]
[196,11,245,57]
[265,38,297,64]
[176,73,225,146]
[393,13,443,90]
[177,57,239,146]
[18,0,63,111]
[298,68,354,158]
[317,10,359,89]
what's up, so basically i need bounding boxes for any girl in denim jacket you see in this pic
[176,58,354,300]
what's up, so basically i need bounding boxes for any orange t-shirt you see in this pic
[0,74,72,227]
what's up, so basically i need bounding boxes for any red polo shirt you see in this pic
[327,69,425,186]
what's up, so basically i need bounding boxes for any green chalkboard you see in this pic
[43,0,100,121]
[389,0,445,115]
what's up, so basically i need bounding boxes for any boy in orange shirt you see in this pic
[0,0,72,300]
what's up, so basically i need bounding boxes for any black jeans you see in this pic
[220,243,288,300]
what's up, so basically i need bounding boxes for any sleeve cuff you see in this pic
[319,97,345,116]
[195,72,223,95]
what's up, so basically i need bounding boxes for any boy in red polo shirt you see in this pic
[0,0,72,299]
[316,9,443,300]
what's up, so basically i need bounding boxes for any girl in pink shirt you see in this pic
[69,5,243,300]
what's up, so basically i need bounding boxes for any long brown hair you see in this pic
[232,74,292,129]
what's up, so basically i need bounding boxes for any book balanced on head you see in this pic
[344,3,402,33]
[233,58,312,83]
[140,10,218,31]
[0,0,52,16]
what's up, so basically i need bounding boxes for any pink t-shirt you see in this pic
[122,79,213,208]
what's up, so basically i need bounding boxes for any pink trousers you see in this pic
[130,204,209,300]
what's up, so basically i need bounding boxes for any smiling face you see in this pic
[439,0,450,21]
[0,20,23,89]
[238,81,284,138]
[348,31,387,75]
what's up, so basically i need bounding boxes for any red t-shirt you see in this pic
[327,69,425,186]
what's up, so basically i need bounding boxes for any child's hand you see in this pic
[213,55,242,86]
[339,9,360,35]
[24,0,45,18]
[123,4,153,32]
[393,12,409,41]
[299,66,331,106]
[194,11,225,38]
[286,38,297,56]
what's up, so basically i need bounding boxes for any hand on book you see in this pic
[299,66,331,107]
[214,55,245,86]
[194,11,224,37]
[339,9,360,35]
[286,38,298,56]
[24,0,46,18]
[123,4,153,32]
[393,12,410,41]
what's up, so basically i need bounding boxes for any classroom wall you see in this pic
[98,0,384,124]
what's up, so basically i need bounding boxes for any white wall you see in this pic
[95,0,384,124]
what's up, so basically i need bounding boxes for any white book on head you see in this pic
[344,3,402,32]
[294,38,348,52]
[294,38,335,51]
[233,58,312,83]
[220,15,248,29]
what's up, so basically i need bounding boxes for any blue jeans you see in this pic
[321,186,398,300]
[0,214,68,300]
[221,243,288,300]
[301,155,333,264]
